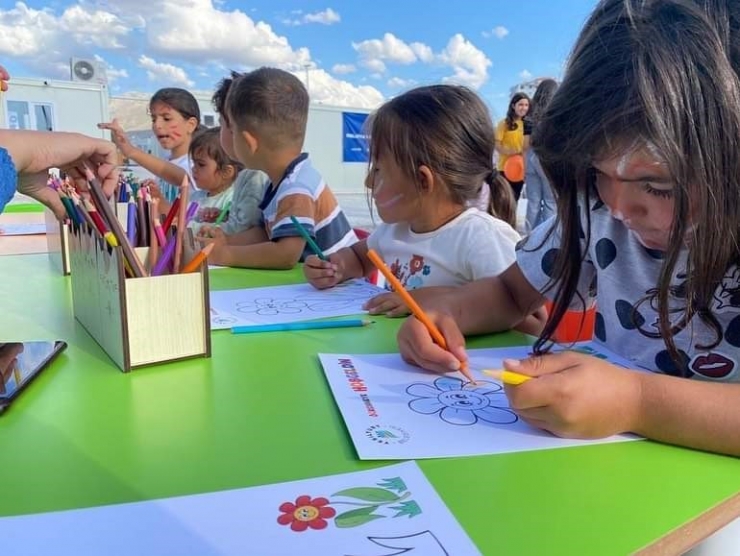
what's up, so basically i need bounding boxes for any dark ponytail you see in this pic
[484,170,517,228]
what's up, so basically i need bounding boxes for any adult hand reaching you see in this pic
[0,130,119,219]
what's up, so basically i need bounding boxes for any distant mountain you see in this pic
[108,93,153,131]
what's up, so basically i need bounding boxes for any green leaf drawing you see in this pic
[334,506,384,528]
[390,500,422,519]
[332,487,400,503]
[376,477,407,493]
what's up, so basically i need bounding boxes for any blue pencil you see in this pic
[231,319,372,334]
[290,215,328,261]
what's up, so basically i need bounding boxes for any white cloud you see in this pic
[0,1,131,76]
[298,68,383,108]
[352,33,423,73]
[411,42,434,63]
[1,0,380,111]
[93,54,128,82]
[304,8,340,24]
[437,34,491,89]
[363,58,386,73]
[332,63,356,75]
[483,25,509,39]
[283,8,340,26]
[387,76,416,89]
[138,55,193,87]
[519,69,533,80]
[353,31,490,89]
[134,2,311,69]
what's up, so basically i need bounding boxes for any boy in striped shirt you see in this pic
[202,67,357,269]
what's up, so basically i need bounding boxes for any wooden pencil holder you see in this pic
[114,202,129,232]
[45,208,71,275]
[67,223,212,372]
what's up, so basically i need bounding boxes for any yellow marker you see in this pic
[13,366,21,386]
[482,369,532,385]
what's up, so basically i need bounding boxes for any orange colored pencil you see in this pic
[181,242,214,273]
[366,248,474,384]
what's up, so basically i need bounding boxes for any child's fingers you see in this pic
[304,254,334,269]
[397,315,464,374]
[364,293,408,317]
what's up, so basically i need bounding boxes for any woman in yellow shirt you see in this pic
[495,92,530,200]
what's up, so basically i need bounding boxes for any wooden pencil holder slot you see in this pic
[45,208,71,275]
[114,202,129,232]
[68,223,212,372]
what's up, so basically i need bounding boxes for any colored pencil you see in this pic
[85,168,147,278]
[290,215,328,261]
[482,369,532,385]
[162,196,181,235]
[366,248,475,384]
[151,233,178,276]
[126,199,137,245]
[181,242,214,273]
[231,319,372,335]
[173,175,190,273]
[214,201,231,225]
[151,198,167,247]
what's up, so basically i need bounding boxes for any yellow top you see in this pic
[494,119,525,172]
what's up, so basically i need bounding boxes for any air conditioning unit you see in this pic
[70,57,108,86]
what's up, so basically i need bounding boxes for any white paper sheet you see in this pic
[318,342,643,460]
[209,279,385,329]
[0,461,481,556]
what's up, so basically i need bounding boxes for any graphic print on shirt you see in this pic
[388,255,431,289]
[630,272,689,340]
[713,266,740,314]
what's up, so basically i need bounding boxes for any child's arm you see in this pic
[98,119,187,187]
[204,229,305,269]
[224,226,268,245]
[304,240,369,289]
[503,350,740,456]
[397,264,546,373]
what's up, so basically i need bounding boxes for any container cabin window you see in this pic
[6,101,55,131]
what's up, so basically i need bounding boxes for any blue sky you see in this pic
[0,0,597,118]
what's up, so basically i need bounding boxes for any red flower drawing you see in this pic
[277,495,336,532]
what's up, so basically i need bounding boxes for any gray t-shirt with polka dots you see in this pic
[517,199,740,381]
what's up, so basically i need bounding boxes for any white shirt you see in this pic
[367,208,520,289]
[170,154,198,193]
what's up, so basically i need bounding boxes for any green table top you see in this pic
[2,254,740,555]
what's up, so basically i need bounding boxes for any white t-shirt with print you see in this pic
[367,208,520,290]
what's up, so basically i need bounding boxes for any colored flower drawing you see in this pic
[277,495,336,532]
[277,476,422,533]
[407,376,518,426]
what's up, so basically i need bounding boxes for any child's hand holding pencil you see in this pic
[304,254,348,289]
[397,309,469,374]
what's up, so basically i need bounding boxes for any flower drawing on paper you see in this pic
[277,495,336,532]
[236,297,308,316]
[406,376,518,426]
[277,477,423,533]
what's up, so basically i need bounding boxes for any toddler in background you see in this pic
[198,71,269,239]
[187,127,241,235]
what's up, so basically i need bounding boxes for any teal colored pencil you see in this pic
[290,215,328,261]
[231,319,372,334]
[215,201,232,225]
